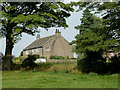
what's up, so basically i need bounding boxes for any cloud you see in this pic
[63,0,80,3]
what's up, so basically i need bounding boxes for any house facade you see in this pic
[23,29,74,59]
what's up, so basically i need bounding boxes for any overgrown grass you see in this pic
[2,71,118,88]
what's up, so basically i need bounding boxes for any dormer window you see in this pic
[46,47,49,51]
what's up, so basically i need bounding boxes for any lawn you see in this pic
[2,71,118,88]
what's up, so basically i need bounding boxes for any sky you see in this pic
[0,0,83,57]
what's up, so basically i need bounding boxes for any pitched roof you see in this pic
[24,35,55,51]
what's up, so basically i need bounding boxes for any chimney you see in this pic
[55,29,61,36]
[36,34,40,40]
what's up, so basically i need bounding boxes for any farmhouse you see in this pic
[23,29,73,59]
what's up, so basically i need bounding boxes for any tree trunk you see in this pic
[2,36,14,70]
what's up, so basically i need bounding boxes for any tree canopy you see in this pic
[70,1,120,74]
[71,2,120,54]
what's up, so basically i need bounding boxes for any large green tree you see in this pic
[1,2,74,70]
[70,2,120,73]
[71,9,118,54]
[70,1,120,56]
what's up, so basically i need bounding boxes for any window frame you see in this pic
[46,46,49,51]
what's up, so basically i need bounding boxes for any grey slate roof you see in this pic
[24,35,55,51]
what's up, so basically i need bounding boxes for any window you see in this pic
[46,47,49,51]
[32,49,35,53]
[26,51,29,55]
[36,48,40,52]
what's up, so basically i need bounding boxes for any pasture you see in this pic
[2,71,118,88]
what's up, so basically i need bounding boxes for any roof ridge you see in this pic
[36,35,55,40]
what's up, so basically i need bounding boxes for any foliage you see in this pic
[50,55,65,60]
[20,51,23,56]
[66,56,69,60]
[21,55,37,70]
[39,56,45,59]
[12,64,21,70]
[70,2,120,74]
[1,2,74,41]
[71,9,118,54]
[77,51,107,74]
[70,57,77,60]
[12,55,23,64]
[107,55,120,74]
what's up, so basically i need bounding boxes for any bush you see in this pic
[40,56,45,59]
[21,55,37,70]
[66,56,69,60]
[50,56,65,60]
[12,55,23,64]
[13,64,21,70]
[70,58,77,60]
[107,55,120,74]
[77,51,107,74]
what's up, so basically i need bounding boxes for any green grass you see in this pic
[0,71,2,90]
[2,71,118,88]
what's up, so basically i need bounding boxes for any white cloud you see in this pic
[63,0,80,3]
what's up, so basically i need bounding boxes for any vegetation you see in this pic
[1,2,74,70]
[70,2,120,74]
[50,56,76,60]
[50,56,65,60]
[21,55,37,70]
[107,55,120,74]
[12,55,23,64]
[2,71,118,88]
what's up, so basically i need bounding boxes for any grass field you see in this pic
[2,71,118,88]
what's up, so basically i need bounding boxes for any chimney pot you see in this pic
[36,34,40,40]
[55,29,61,36]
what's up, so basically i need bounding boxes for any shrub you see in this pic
[13,64,21,70]
[77,51,107,74]
[12,55,23,64]
[70,58,77,60]
[21,55,37,70]
[50,56,55,59]
[107,55,120,74]
[50,56,65,60]
[40,56,45,59]
[66,56,69,60]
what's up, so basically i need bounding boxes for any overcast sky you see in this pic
[0,0,83,57]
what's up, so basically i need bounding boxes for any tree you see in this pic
[70,8,119,73]
[1,2,74,70]
[71,1,120,41]
[70,2,120,73]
